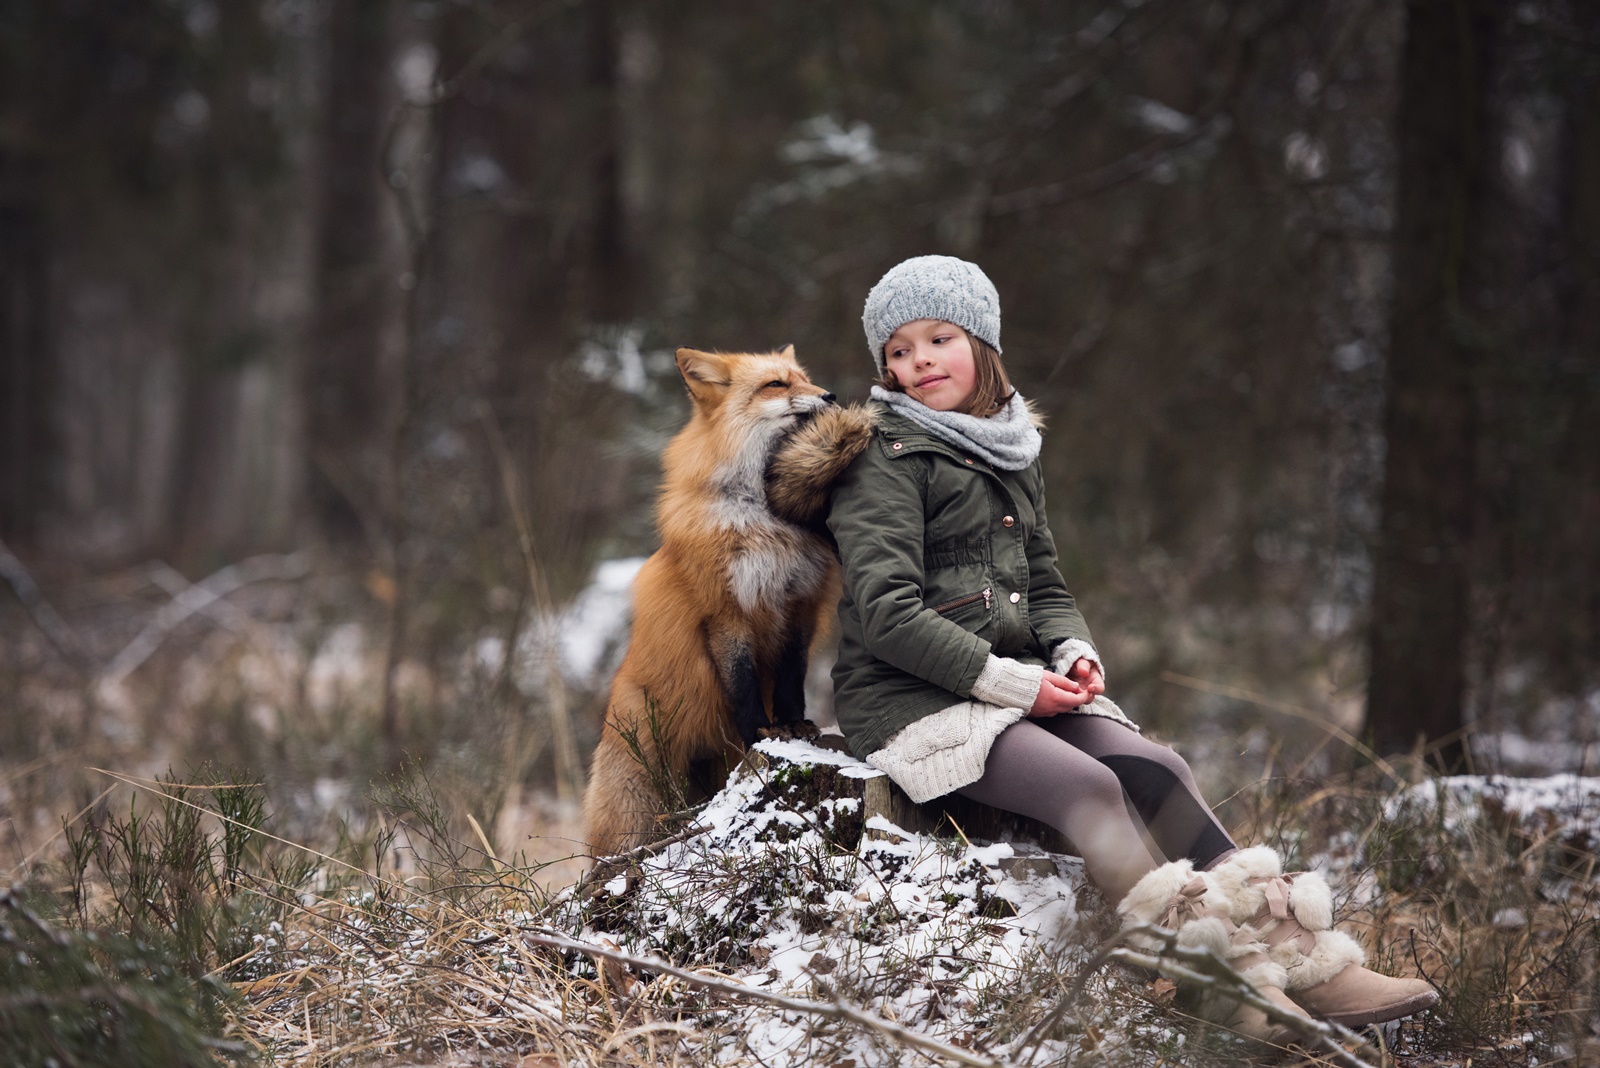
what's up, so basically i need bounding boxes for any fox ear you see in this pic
[676,347,731,403]
[776,343,796,359]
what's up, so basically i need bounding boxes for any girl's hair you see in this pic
[878,328,1016,417]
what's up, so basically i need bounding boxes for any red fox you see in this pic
[583,345,873,857]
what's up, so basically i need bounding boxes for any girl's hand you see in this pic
[1066,658,1105,696]
[1029,670,1095,716]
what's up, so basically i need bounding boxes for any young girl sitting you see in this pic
[825,254,1437,1041]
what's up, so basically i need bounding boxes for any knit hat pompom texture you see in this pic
[863,255,1002,371]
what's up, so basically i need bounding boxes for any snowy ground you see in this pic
[19,552,1598,1065]
[212,733,1600,1065]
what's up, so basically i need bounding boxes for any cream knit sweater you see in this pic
[865,642,1140,804]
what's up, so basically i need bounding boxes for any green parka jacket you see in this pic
[826,405,1095,758]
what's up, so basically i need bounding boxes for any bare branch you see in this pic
[0,535,91,670]
[573,819,712,900]
[99,553,311,687]
[520,928,1021,1068]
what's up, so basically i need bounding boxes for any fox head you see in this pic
[675,345,835,437]
[672,346,838,500]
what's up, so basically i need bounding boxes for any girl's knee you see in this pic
[1077,759,1128,806]
[1128,736,1197,779]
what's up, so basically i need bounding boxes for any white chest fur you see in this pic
[727,532,829,614]
[706,422,829,614]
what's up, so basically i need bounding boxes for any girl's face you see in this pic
[883,319,977,412]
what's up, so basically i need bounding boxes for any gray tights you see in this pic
[954,715,1236,902]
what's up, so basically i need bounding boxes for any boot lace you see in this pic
[1246,873,1317,953]
[1159,875,1211,929]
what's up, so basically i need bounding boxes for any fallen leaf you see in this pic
[807,951,838,974]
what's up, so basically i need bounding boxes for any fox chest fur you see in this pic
[664,454,834,620]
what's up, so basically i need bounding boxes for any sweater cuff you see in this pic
[970,655,1044,711]
[1051,638,1102,681]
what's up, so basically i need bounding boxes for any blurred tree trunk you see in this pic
[584,0,634,322]
[648,4,713,324]
[428,1,634,594]
[307,0,398,541]
[1366,0,1502,767]
[0,152,50,541]
[0,3,307,565]
[1552,5,1600,692]
[165,5,309,562]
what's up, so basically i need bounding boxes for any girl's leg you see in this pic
[954,718,1164,901]
[1039,715,1237,870]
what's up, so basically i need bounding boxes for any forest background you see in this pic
[2,0,1599,872]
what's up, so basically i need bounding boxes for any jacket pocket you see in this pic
[931,586,992,623]
[924,549,996,636]
[932,587,991,615]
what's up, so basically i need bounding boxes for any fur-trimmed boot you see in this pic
[1206,847,1439,1028]
[1118,860,1310,1044]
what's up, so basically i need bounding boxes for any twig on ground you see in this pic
[520,927,1021,1068]
[573,819,713,900]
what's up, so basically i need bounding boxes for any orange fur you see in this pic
[583,346,843,857]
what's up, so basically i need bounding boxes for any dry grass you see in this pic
[10,749,1595,1067]
[3,560,1598,1066]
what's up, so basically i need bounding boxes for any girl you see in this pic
[825,255,1437,1041]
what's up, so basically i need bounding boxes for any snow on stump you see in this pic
[570,736,1097,1013]
[745,735,1072,875]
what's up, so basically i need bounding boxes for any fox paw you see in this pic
[757,719,821,742]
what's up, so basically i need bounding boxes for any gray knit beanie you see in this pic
[862,255,1002,372]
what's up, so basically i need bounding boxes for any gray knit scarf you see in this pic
[870,385,1042,471]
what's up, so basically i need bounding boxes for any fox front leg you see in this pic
[769,625,810,726]
[709,629,766,746]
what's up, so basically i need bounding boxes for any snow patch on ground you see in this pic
[468,557,645,696]
[1386,773,1600,842]
[555,557,644,682]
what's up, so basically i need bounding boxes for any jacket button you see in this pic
[891,442,903,450]
[1008,591,1021,604]
[1002,515,1015,527]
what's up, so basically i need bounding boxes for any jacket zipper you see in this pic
[932,587,992,615]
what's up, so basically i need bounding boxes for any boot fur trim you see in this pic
[1118,861,1236,954]
[1247,869,1336,936]
[1175,915,1234,959]
[1209,846,1336,932]
[1227,948,1290,993]
[1278,928,1366,992]
[1119,861,1233,928]
[1205,847,1281,920]
[1283,871,1334,932]
[1118,860,1199,928]
[1121,862,1300,1027]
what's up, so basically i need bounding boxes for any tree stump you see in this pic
[742,735,1073,866]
